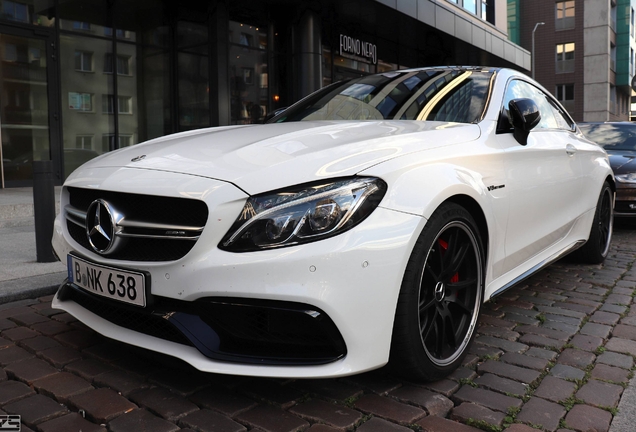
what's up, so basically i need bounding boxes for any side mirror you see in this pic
[508,98,541,146]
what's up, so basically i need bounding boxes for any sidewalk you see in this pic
[0,187,65,302]
[1,186,636,431]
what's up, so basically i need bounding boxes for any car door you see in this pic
[495,79,584,275]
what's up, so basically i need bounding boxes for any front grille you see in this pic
[60,283,347,365]
[66,187,208,262]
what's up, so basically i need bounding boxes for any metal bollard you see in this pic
[32,160,57,263]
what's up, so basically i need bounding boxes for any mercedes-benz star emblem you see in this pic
[85,199,116,254]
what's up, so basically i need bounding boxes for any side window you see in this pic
[547,98,575,131]
[500,79,558,130]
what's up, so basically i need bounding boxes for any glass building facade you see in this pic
[0,0,525,188]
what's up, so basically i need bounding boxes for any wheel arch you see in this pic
[442,194,489,267]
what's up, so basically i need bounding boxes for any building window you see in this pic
[556,43,575,73]
[74,51,93,72]
[1,0,28,23]
[611,44,616,71]
[68,92,93,112]
[76,135,93,149]
[555,1,575,30]
[556,84,574,113]
[463,0,477,14]
[104,54,131,75]
[102,95,132,114]
[632,8,635,38]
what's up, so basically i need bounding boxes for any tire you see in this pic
[390,203,484,381]
[570,181,613,264]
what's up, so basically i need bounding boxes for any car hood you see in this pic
[73,121,480,194]
[607,151,636,176]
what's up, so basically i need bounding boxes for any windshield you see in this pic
[579,123,636,151]
[271,69,495,124]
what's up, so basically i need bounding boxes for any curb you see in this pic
[0,272,64,305]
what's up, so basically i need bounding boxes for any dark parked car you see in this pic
[579,122,636,217]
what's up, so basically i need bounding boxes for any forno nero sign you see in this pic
[339,34,377,65]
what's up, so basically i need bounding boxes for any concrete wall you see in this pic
[583,0,611,121]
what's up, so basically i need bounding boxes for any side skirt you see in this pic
[488,240,586,299]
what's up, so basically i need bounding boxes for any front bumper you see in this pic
[51,169,424,377]
[615,183,636,217]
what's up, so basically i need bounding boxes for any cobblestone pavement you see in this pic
[2,224,636,432]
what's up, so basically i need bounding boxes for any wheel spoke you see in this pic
[425,262,440,281]
[446,314,458,349]
[421,308,438,336]
[446,295,473,315]
[419,297,436,311]
[440,235,470,281]
[447,277,477,291]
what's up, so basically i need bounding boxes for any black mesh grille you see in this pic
[62,284,346,365]
[66,187,208,262]
[67,287,194,347]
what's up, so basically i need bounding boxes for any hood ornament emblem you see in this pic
[131,155,146,162]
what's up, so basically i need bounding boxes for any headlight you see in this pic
[616,173,636,183]
[219,177,387,252]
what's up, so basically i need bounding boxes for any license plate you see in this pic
[67,254,146,307]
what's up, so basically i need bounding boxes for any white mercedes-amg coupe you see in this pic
[52,67,614,381]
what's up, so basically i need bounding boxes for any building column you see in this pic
[210,1,230,126]
[294,9,322,100]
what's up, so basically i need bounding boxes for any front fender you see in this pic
[359,143,509,286]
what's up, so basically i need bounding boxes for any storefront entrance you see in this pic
[0,25,60,188]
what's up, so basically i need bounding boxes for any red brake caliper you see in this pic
[438,239,459,283]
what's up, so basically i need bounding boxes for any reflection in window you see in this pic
[556,43,575,73]
[230,21,268,124]
[75,135,93,149]
[102,95,132,114]
[4,43,17,62]
[239,33,253,47]
[275,69,493,123]
[463,0,477,14]
[104,54,131,75]
[68,92,93,111]
[579,124,636,150]
[72,21,91,31]
[102,134,132,149]
[104,28,132,39]
[242,67,254,84]
[1,1,28,22]
[556,83,574,114]
[555,1,575,30]
[74,51,93,72]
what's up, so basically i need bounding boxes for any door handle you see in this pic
[566,144,577,156]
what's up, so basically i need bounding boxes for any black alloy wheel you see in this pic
[391,203,484,381]
[571,181,613,264]
[418,221,482,366]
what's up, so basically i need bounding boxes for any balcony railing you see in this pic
[556,59,575,74]
[555,17,575,31]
